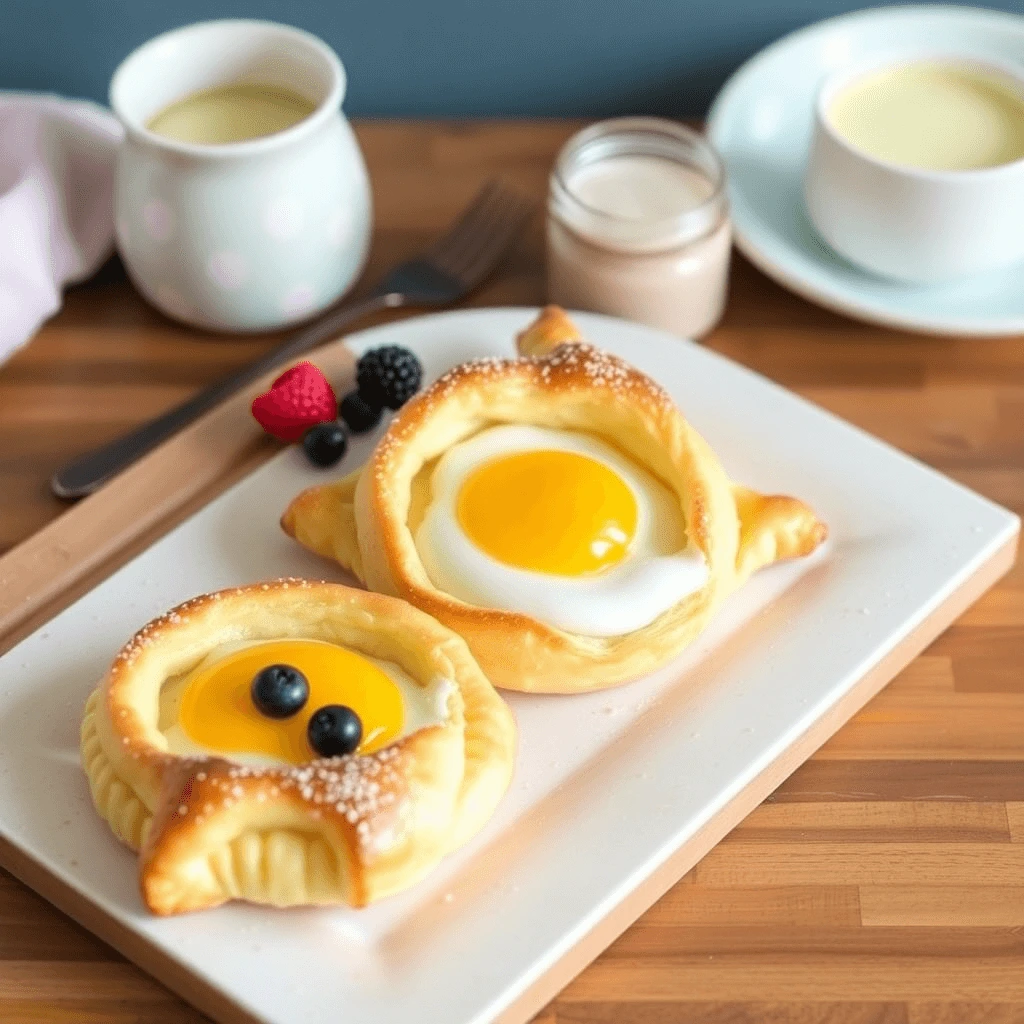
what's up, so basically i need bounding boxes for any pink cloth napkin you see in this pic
[0,93,123,364]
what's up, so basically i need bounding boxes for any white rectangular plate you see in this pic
[0,308,1017,1024]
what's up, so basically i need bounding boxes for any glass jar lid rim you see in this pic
[552,116,727,228]
[551,117,728,251]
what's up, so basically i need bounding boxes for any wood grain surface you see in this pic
[1,121,1023,1024]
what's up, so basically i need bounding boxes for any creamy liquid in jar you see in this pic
[571,155,715,220]
[147,82,316,145]
[828,61,1024,171]
[547,119,731,339]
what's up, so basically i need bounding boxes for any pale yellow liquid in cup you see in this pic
[146,82,316,145]
[828,61,1024,171]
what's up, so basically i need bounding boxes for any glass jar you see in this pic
[546,117,731,339]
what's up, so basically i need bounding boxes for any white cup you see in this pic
[110,19,372,331]
[804,55,1024,284]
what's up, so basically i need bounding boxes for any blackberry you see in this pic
[356,346,422,410]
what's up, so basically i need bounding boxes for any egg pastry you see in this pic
[282,307,827,693]
[80,579,516,915]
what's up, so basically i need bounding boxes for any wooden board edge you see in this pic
[0,444,276,655]
[0,532,1015,1024]
[0,834,260,1024]
[0,343,356,653]
[493,529,1019,1023]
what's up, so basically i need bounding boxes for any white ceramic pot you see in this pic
[109,19,372,332]
[804,56,1024,284]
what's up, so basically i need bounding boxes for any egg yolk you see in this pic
[456,449,638,576]
[177,640,403,765]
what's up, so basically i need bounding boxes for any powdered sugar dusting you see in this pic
[112,579,317,669]
[104,579,425,860]
[370,342,674,485]
[173,745,410,857]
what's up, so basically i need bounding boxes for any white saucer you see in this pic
[707,5,1024,337]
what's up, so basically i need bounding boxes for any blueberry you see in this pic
[340,389,383,433]
[356,346,422,410]
[307,704,363,757]
[302,421,348,467]
[251,664,309,719]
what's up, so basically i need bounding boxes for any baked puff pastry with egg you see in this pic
[80,579,515,914]
[282,307,827,694]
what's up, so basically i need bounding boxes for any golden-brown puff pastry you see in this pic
[80,579,516,915]
[282,307,826,694]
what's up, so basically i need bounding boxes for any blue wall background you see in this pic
[2,1,1019,116]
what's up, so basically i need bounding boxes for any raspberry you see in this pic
[251,361,337,442]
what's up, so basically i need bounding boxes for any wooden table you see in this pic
[1,121,1023,1024]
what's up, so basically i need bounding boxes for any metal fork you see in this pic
[52,181,534,499]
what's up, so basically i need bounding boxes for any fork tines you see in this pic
[426,180,534,288]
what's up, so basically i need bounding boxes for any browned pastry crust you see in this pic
[283,307,827,693]
[80,579,516,914]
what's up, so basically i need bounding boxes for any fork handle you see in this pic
[51,291,402,499]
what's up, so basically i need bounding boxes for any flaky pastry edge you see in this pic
[283,307,827,692]
[80,579,516,914]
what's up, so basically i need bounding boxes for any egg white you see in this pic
[158,640,453,768]
[415,424,708,637]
